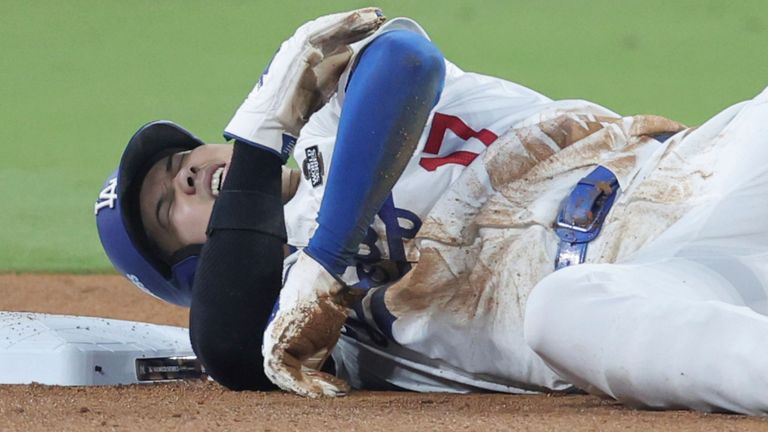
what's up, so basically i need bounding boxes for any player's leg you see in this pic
[525,259,768,414]
[525,86,768,414]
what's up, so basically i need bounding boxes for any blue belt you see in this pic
[554,166,620,270]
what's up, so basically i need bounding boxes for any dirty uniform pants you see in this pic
[526,87,768,415]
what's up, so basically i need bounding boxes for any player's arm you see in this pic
[262,27,447,397]
[188,8,385,390]
[189,142,283,389]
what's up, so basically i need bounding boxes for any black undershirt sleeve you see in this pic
[189,141,284,390]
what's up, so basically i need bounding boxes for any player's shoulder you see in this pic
[336,17,433,104]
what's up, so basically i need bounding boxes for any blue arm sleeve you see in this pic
[305,30,446,275]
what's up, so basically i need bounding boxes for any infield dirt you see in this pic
[1,274,767,431]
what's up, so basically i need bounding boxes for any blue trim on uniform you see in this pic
[370,286,396,339]
[280,133,297,161]
[554,166,620,270]
[258,49,278,88]
[652,132,676,143]
[306,30,446,275]
[353,264,376,290]
[169,255,198,296]
[342,316,389,348]
[378,195,407,263]
[267,298,281,327]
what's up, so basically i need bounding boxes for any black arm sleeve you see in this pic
[189,142,284,390]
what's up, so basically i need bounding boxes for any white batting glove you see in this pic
[262,251,360,397]
[224,7,386,162]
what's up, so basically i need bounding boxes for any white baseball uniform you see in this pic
[282,17,768,414]
[525,90,768,415]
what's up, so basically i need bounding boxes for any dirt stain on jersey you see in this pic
[517,130,555,161]
[628,115,687,138]
[385,247,487,319]
[483,113,608,190]
[388,111,695,324]
[538,114,607,149]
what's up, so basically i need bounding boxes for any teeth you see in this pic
[211,166,225,196]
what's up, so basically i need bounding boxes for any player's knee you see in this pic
[524,265,606,357]
[524,270,563,356]
[362,30,446,87]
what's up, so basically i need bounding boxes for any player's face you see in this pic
[139,144,233,260]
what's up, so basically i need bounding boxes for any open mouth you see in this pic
[211,165,226,197]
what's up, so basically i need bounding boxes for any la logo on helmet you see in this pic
[94,178,118,215]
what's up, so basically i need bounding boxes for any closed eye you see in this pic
[155,155,174,230]
[155,151,190,232]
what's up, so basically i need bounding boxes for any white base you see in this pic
[0,312,196,386]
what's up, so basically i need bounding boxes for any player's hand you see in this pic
[224,7,386,162]
[262,251,358,397]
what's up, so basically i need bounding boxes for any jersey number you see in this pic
[418,113,498,171]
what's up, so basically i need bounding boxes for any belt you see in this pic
[554,166,620,270]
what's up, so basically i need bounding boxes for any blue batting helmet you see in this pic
[95,121,204,306]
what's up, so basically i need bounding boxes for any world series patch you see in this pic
[302,146,324,187]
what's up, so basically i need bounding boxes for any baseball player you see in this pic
[95,9,768,415]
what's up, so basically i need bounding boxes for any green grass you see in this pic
[2,0,767,272]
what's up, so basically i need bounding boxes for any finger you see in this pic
[305,370,351,397]
[313,49,354,101]
[302,346,331,370]
[266,342,350,397]
[270,362,348,398]
[265,349,303,384]
[338,7,386,38]
[309,8,386,54]
[266,358,318,397]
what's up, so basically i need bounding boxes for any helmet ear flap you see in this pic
[170,244,203,264]
[170,244,203,296]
